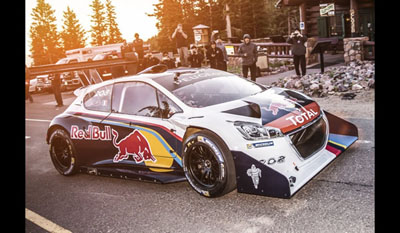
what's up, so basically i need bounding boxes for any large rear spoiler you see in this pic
[324,111,358,156]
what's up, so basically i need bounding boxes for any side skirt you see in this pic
[79,166,186,184]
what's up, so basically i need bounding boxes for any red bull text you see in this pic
[71,125,112,141]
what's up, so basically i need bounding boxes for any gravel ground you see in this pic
[314,89,375,119]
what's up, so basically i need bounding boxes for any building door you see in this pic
[358,8,375,41]
[342,13,352,38]
[317,17,329,38]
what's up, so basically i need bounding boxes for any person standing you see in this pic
[206,41,224,70]
[171,23,189,67]
[238,34,258,81]
[215,37,228,71]
[121,39,132,58]
[286,28,308,77]
[188,45,204,68]
[25,65,33,103]
[133,33,144,59]
[52,73,63,107]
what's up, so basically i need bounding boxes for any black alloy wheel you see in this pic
[187,144,220,188]
[49,129,78,176]
[183,130,236,197]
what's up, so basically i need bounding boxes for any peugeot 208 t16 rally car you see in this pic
[46,67,358,198]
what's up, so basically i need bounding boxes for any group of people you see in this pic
[122,24,308,81]
[172,23,229,71]
[171,23,308,81]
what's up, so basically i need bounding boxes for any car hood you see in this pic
[220,87,321,134]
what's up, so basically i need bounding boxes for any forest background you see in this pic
[28,0,298,66]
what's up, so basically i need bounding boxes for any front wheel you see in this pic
[49,129,79,176]
[182,130,236,197]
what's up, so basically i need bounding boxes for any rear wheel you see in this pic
[49,129,79,176]
[182,130,236,197]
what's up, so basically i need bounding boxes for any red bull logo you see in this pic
[112,129,157,163]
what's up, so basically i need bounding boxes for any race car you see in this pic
[46,66,358,198]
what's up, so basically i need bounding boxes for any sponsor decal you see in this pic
[264,102,320,134]
[247,141,274,149]
[247,164,262,189]
[70,125,112,141]
[266,156,285,165]
[112,129,156,163]
[285,108,318,126]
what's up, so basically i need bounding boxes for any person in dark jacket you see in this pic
[51,73,63,107]
[188,45,204,68]
[238,34,258,81]
[171,23,189,67]
[25,65,33,103]
[206,41,224,70]
[286,28,308,77]
[133,33,144,59]
[211,31,228,71]
[160,52,176,69]
[142,52,160,69]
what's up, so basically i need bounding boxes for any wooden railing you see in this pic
[224,42,292,59]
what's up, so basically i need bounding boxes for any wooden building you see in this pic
[277,0,375,41]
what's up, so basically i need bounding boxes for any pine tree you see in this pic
[60,6,87,51]
[147,0,185,52]
[89,0,107,46]
[105,0,123,44]
[29,0,63,65]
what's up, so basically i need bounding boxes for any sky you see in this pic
[25,0,160,65]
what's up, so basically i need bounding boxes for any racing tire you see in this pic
[49,129,79,176]
[182,130,236,197]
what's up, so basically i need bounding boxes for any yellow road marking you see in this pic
[25,208,72,233]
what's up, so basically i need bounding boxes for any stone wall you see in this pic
[343,37,369,64]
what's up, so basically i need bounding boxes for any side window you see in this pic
[115,82,160,117]
[83,85,112,112]
[157,90,183,118]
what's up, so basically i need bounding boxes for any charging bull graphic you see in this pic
[112,129,157,163]
[262,103,288,116]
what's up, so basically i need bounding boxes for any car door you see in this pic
[103,81,183,172]
[72,84,114,166]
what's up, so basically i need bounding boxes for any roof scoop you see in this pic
[137,64,168,75]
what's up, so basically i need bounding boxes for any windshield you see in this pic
[172,75,265,108]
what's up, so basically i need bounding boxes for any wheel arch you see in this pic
[46,124,70,144]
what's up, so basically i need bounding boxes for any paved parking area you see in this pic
[25,89,374,233]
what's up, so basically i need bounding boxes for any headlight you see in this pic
[234,121,283,140]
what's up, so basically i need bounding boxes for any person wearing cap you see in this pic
[188,45,204,68]
[238,34,258,81]
[206,41,224,70]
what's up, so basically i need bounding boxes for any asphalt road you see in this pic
[25,90,374,233]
